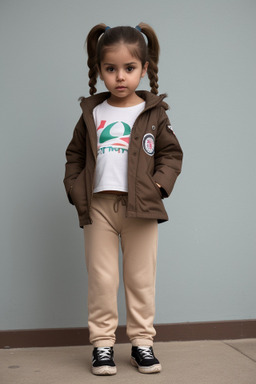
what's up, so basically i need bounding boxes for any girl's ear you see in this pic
[141,61,149,78]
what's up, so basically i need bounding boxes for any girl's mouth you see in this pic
[116,86,126,90]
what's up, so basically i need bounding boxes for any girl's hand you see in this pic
[155,182,168,198]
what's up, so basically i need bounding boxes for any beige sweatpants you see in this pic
[83,193,158,348]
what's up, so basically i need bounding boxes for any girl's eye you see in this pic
[106,67,115,72]
[127,66,134,72]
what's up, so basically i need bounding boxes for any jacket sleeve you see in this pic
[153,108,183,198]
[63,114,86,204]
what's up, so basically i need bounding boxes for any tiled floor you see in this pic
[1,339,256,384]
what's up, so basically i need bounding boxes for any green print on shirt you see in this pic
[99,121,131,144]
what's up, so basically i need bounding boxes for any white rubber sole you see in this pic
[131,357,162,374]
[92,365,117,376]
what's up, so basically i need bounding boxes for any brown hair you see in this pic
[85,22,160,95]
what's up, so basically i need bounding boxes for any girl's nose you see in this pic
[116,70,125,81]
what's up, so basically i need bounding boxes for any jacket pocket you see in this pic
[69,169,87,214]
[149,173,163,199]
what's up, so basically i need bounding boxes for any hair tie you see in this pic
[135,25,141,32]
[105,26,111,31]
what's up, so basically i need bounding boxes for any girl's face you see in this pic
[99,43,148,107]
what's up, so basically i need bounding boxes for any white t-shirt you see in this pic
[93,99,145,193]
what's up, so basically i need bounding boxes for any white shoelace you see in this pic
[96,347,112,361]
[137,347,154,359]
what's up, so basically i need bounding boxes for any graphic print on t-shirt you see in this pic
[97,120,131,154]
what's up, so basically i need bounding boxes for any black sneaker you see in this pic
[131,346,162,374]
[92,347,117,375]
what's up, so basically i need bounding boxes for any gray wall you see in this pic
[0,0,255,331]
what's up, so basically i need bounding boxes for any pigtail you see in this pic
[86,23,107,95]
[138,22,160,95]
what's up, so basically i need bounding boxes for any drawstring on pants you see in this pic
[113,195,127,213]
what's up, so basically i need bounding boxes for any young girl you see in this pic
[64,22,183,376]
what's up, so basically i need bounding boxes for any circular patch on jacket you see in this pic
[142,133,155,156]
